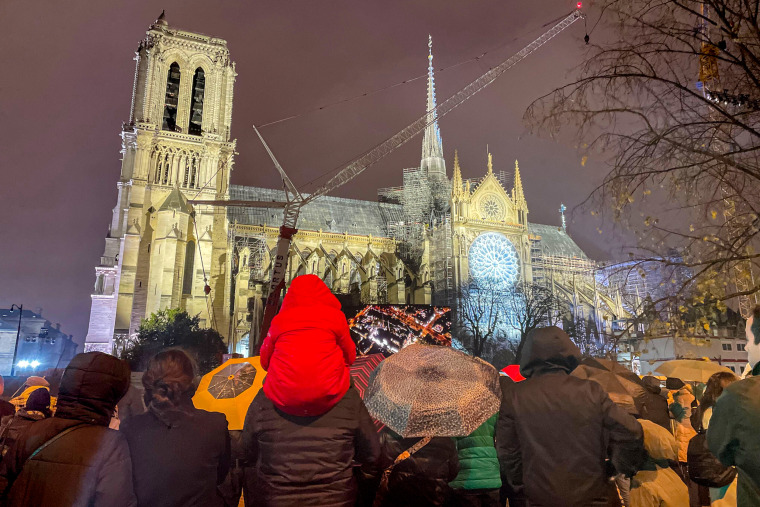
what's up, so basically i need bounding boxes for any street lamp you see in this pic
[9,304,22,376]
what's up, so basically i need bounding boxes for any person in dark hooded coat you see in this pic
[0,351,136,507]
[496,327,645,507]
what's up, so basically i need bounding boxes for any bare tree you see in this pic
[454,278,511,359]
[527,0,760,312]
[508,282,567,360]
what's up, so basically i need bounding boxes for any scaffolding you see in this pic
[229,223,269,283]
[431,214,454,305]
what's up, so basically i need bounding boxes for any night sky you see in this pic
[0,0,617,345]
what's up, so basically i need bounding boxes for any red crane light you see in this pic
[577,2,582,8]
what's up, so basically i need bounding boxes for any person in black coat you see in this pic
[496,327,645,507]
[640,375,671,430]
[242,386,380,507]
[121,349,230,507]
[0,351,137,506]
[373,429,459,507]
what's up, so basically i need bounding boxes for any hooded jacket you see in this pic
[669,387,696,462]
[496,327,645,507]
[629,419,689,507]
[260,274,356,416]
[707,363,760,507]
[0,352,136,507]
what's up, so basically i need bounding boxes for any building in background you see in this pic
[0,309,78,376]
[85,14,623,355]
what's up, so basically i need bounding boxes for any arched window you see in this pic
[190,156,198,188]
[188,68,205,136]
[182,241,195,295]
[162,63,181,131]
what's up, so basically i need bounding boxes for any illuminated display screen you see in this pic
[344,305,452,356]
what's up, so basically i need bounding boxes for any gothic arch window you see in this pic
[182,241,195,295]
[162,63,181,131]
[188,68,205,136]
[190,156,198,188]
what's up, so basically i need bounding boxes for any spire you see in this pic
[452,150,463,198]
[151,10,168,29]
[421,35,446,181]
[559,203,567,232]
[513,159,527,210]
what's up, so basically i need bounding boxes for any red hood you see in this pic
[280,274,342,312]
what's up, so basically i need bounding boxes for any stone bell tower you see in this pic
[85,12,236,353]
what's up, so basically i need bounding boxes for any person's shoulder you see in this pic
[192,408,229,429]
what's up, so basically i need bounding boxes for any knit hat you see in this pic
[26,388,51,412]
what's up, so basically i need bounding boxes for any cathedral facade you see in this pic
[85,16,614,355]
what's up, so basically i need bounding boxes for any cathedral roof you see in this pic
[158,187,192,214]
[528,223,588,259]
[228,185,404,237]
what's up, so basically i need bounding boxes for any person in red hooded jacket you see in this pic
[259,274,357,416]
[244,274,380,506]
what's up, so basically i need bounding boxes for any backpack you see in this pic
[687,420,736,488]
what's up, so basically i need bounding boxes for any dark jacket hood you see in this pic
[280,274,342,312]
[519,326,581,378]
[55,352,131,425]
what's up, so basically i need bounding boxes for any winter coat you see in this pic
[638,381,671,430]
[0,409,48,456]
[242,386,380,507]
[669,387,696,462]
[121,406,230,507]
[0,351,136,507]
[496,326,645,507]
[707,363,760,507]
[260,274,356,416]
[449,413,501,491]
[629,419,689,507]
[375,430,459,507]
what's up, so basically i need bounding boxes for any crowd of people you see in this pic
[0,274,756,507]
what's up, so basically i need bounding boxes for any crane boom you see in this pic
[226,8,585,352]
[306,9,584,203]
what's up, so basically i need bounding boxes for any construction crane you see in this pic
[696,3,757,318]
[194,7,585,350]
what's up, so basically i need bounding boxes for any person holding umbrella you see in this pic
[496,326,645,507]
[362,344,502,507]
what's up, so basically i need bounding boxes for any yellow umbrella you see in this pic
[193,357,266,430]
[11,386,57,412]
[655,359,734,383]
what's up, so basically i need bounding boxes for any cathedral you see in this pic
[85,14,621,355]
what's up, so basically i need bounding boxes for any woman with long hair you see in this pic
[122,349,230,507]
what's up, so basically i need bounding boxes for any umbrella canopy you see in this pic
[572,365,639,414]
[350,354,385,398]
[501,364,526,382]
[193,357,266,430]
[364,344,500,437]
[350,354,386,432]
[579,358,649,405]
[655,359,734,383]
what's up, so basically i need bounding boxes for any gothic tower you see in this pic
[85,12,236,353]
[421,36,449,213]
